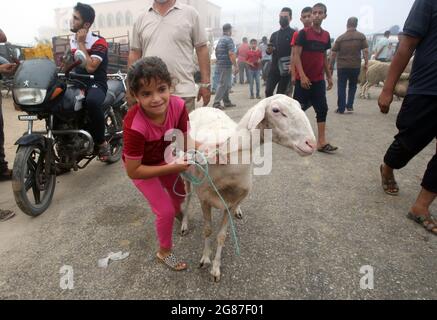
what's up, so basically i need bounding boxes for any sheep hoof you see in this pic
[212,273,221,283]
[211,267,221,282]
[234,208,243,220]
[199,257,211,268]
[180,227,189,237]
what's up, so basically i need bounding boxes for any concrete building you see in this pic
[54,0,221,42]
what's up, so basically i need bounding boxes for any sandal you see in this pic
[317,144,338,154]
[0,209,15,222]
[380,165,399,196]
[407,212,437,236]
[98,142,111,162]
[156,253,188,271]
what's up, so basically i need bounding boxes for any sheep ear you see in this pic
[246,100,268,130]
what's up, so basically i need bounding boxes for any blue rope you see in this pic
[173,150,241,256]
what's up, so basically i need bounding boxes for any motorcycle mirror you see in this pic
[74,50,87,68]
[13,48,21,60]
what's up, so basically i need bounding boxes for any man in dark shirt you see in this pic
[330,17,369,113]
[293,3,337,154]
[265,7,295,97]
[70,2,110,161]
[379,0,437,235]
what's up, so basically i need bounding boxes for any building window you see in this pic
[116,12,124,27]
[207,15,212,28]
[107,13,115,28]
[125,11,133,26]
[98,14,105,28]
[215,16,220,29]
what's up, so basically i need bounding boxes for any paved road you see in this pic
[0,83,435,300]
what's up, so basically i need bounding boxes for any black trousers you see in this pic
[0,96,7,171]
[86,84,107,145]
[294,80,328,123]
[265,67,290,98]
[384,95,437,193]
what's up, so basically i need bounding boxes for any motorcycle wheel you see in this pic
[12,145,56,217]
[105,109,123,164]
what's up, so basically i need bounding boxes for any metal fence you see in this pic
[52,32,129,73]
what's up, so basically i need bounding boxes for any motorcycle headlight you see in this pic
[13,88,47,105]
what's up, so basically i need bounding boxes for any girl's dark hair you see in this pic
[74,2,95,25]
[128,57,173,94]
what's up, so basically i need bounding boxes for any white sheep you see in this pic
[358,60,380,89]
[359,58,414,99]
[394,73,410,99]
[181,95,316,282]
[360,62,391,99]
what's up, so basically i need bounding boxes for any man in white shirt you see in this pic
[375,31,392,62]
[128,0,211,112]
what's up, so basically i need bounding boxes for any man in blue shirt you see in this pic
[213,23,239,109]
[379,0,437,236]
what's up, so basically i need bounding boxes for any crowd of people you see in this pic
[0,0,435,272]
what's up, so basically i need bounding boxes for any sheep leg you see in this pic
[359,85,364,99]
[366,83,373,99]
[234,205,243,220]
[360,82,367,99]
[181,181,192,236]
[199,201,213,269]
[211,211,230,283]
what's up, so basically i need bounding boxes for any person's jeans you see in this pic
[213,65,233,92]
[214,67,233,106]
[337,68,361,113]
[212,65,219,92]
[0,96,7,171]
[248,69,261,97]
[238,61,249,84]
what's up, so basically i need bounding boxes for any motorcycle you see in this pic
[11,50,128,217]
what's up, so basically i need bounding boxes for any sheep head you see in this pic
[238,94,316,157]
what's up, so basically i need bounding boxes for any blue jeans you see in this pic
[337,68,361,113]
[248,69,260,97]
[212,65,234,92]
[213,67,233,106]
[212,66,220,91]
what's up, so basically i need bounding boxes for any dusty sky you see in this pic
[0,0,416,45]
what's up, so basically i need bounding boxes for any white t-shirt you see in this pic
[376,38,391,60]
[131,1,208,98]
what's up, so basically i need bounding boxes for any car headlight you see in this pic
[13,88,47,105]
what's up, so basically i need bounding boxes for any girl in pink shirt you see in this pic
[123,57,191,271]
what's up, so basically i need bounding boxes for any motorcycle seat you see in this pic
[102,80,125,108]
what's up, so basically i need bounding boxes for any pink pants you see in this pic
[133,173,185,250]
